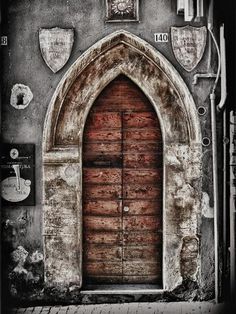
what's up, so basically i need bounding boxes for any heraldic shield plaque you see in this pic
[39,27,74,73]
[171,25,207,72]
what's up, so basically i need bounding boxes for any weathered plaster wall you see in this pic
[1,0,216,305]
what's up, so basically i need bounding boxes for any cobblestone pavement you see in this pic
[9,302,227,314]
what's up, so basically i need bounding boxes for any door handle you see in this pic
[123,206,129,212]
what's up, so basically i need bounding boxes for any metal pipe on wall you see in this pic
[217,24,228,301]
[217,25,227,111]
[222,108,228,301]
[208,0,214,26]
[210,92,219,302]
[229,111,236,303]
[208,22,228,303]
[208,20,222,303]
[184,0,194,21]
[207,0,214,69]
[196,0,204,18]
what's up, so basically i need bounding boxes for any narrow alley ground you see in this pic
[9,302,227,314]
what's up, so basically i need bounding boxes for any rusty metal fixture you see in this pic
[202,137,211,147]
[197,106,207,116]
[193,73,217,85]
[10,84,33,109]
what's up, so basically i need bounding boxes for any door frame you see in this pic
[43,30,202,293]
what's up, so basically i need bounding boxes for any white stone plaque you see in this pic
[39,27,74,73]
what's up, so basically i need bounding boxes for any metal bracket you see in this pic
[193,73,217,85]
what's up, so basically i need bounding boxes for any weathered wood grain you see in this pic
[123,184,162,199]
[123,261,161,276]
[84,217,122,231]
[83,200,122,216]
[83,184,122,199]
[84,129,122,142]
[123,169,162,184]
[93,100,153,112]
[84,245,122,261]
[123,112,160,129]
[86,112,122,129]
[123,231,162,245]
[123,129,162,141]
[124,141,162,153]
[85,262,122,276]
[83,168,122,184]
[123,275,162,284]
[123,245,161,260]
[123,216,161,231]
[122,200,162,216]
[123,153,162,168]
[85,276,123,284]
[83,154,122,168]
[83,142,122,154]
[85,231,123,245]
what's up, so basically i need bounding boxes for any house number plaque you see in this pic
[1,144,35,205]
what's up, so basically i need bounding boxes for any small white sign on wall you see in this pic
[154,33,169,43]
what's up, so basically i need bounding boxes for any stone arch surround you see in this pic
[43,30,202,292]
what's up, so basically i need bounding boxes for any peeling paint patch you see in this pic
[165,279,199,301]
[10,84,33,109]
[202,192,214,218]
[174,184,195,209]
[2,214,28,242]
[6,246,44,298]
[29,250,44,264]
[62,164,80,187]
[180,236,199,281]
[11,246,28,264]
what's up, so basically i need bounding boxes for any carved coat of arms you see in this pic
[171,26,207,72]
[106,0,139,22]
[39,27,74,73]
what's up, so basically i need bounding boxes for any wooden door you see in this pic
[83,75,162,286]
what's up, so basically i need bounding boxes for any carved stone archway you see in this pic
[43,30,202,292]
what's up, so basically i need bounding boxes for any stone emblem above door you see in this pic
[39,27,74,73]
[106,0,139,22]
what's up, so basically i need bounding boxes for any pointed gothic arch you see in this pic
[43,30,202,292]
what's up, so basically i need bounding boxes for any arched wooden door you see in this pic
[83,75,163,287]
